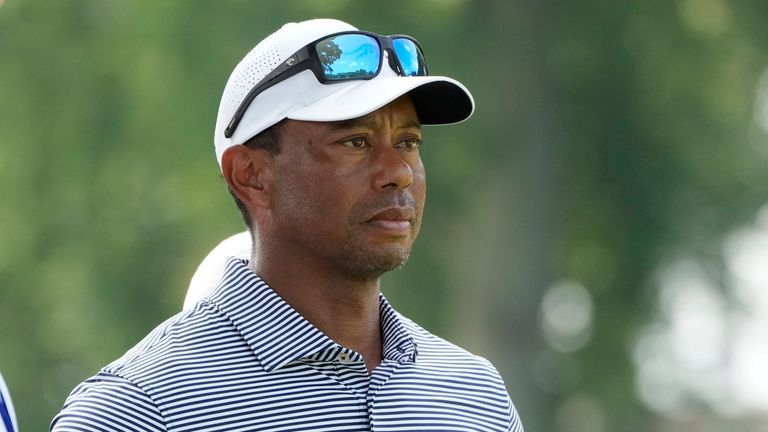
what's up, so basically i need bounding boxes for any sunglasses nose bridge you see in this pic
[383,49,403,76]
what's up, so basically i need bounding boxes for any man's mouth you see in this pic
[365,207,415,233]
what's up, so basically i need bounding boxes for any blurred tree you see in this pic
[317,39,342,73]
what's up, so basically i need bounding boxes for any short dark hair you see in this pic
[229,121,284,229]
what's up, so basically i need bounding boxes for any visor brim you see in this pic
[287,75,474,125]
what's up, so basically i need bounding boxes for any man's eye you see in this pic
[397,137,422,150]
[340,137,367,148]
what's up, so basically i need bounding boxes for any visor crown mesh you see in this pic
[228,34,282,109]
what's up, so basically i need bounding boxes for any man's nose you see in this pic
[371,144,414,191]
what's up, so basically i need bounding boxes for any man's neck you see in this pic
[252,251,384,373]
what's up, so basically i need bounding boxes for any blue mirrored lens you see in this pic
[316,34,381,81]
[393,38,426,76]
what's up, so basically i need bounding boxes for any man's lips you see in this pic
[365,207,415,233]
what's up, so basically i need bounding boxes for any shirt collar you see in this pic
[209,257,417,372]
[379,295,418,364]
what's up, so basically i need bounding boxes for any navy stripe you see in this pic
[52,258,523,431]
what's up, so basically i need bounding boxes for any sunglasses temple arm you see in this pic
[224,48,313,139]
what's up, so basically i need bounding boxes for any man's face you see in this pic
[267,96,425,281]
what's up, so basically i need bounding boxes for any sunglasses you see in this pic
[224,31,429,138]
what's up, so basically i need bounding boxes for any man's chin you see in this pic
[340,246,412,282]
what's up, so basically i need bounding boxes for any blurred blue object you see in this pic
[0,371,16,432]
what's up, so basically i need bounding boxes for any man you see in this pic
[52,18,524,431]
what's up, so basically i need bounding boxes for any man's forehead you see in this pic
[324,97,422,132]
[326,116,421,132]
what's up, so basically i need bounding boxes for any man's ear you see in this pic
[221,145,273,209]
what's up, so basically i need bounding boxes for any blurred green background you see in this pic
[2,0,768,430]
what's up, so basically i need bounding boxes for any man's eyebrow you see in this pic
[400,119,422,130]
[327,116,422,132]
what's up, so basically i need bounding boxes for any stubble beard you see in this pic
[336,236,414,282]
[275,185,422,282]
[338,194,422,282]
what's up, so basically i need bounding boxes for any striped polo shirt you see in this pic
[52,258,524,431]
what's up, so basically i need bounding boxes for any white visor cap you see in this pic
[213,18,475,168]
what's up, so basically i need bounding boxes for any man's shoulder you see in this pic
[103,301,244,380]
[50,371,166,431]
[95,301,246,399]
[391,312,525,432]
[396,312,505,376]
[51,302,248,430]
